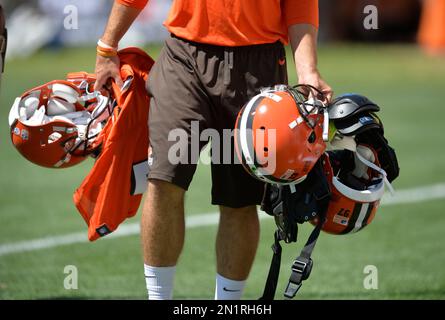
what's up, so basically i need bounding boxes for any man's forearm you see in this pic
[288,23,333,102]
[288,24,319,77]
[101,1,143,47]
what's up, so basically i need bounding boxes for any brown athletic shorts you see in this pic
[146,34,288,208]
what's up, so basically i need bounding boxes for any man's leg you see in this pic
[215,205,260,300]
[141,179,186,300]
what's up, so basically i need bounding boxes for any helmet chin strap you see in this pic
[329,135,395,195]
[260,159,331,300]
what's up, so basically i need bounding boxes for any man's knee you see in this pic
[219,205,258,219]
[147,179,185,202]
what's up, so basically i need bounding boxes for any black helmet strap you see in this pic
[259,158,331,300]
[259,208,327,300]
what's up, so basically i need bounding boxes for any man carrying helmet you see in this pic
[94,0,332,300]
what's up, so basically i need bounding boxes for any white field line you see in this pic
[1,182,445,257]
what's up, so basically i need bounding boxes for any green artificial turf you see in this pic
[0,44,444,299]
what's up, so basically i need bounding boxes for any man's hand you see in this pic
[297,69,333,104]
[94,54,123,91]
[93,1,144,91]
[289,24,333,104]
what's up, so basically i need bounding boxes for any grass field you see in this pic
[0,44,444,299]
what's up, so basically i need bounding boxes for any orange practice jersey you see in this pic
[117,0,319,46]
[74,48,154,241]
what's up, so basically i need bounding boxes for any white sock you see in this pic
[214,273,246,300]
[144,264,176,300]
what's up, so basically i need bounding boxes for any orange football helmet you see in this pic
[313,144,388,234]
[8,73,113,168]
[235,84,329,184]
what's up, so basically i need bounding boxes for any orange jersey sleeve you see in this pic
[116,0,148,10]
[283,0,319,28]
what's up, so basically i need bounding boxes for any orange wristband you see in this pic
[96,39,118,57]
[97,46,118,57]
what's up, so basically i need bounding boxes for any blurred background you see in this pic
[0,0,444,299]
[2,0,445,57]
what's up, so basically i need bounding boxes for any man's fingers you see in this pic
[93,74,123,92]
[298,76,333,104]
[94,77,106,92]
[94,55,121,91]
[299,85,316,100]
[309,87,325,102]
[321,86,334,104]
[325,90,334,104]
[114,74,124,89]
